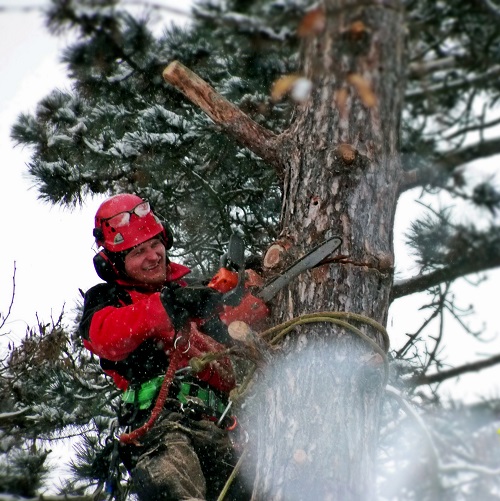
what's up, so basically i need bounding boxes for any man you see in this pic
[79,193,268,501]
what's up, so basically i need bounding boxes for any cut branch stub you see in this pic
[228,320,273,365]
[162,61,285,175]
[335,143,357,165]
[263,239,293,270]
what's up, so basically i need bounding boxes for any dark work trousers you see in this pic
[120,407,244,501]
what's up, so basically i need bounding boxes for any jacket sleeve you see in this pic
[79,284,176,362]
[183,323,236,393]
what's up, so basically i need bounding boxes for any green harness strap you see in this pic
[122,376,164,410]
[122,376,227,414]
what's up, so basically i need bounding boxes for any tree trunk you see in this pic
[248,1,406,499]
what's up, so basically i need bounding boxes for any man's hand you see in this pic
[173,286,223,318]
[160,284,190,331]
[160,284,223,330]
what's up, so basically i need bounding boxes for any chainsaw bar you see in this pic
[258,236,342,303]
[222,234,246,306]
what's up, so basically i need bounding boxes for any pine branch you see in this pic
[410,352,500,386]
[405,65,500,101]
[400,137,500,191]
[162,61,289,177]
[193,7,292,42]
[0,496,94,501]
[391,253,500,300]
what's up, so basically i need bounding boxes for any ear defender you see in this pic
[92,217,173,282]
[161,221,174,250]
[93,251,122,282]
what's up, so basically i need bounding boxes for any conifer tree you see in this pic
[5,0,500,499]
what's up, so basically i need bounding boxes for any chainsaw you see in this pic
[208,234,342,306]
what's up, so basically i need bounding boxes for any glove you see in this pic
[199,316,233,346]
[160,284,190,331]
[173,285,223,318]
[160,284,223,331]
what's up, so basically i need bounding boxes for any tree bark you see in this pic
[249,1,405,499]
[162,61,288,177]
[163,1,405,499]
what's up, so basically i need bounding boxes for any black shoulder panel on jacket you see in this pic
[78,283,132,341]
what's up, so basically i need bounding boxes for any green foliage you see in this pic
[6,0,500,498]
[11,0,306,271]
[0,445,49,497]
[0,312,118,498]
[11,0,500,272]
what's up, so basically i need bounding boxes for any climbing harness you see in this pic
[117,308,389,497]
[119,348,183,444]
[118,345,235,443]
[122,376,166,410]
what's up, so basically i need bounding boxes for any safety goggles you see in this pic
[101,201,151,228]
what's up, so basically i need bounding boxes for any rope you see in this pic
[191,311,390,394]
[119,348,182,445]
[210,311,390,501]
[216,448,248,501]
[117,312,389,495]
[261,311,390,351]
[263,311,390,384]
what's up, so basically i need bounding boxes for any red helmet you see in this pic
[93,194,166,252]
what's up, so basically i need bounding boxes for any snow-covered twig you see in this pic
[0,407,29,424]
[385,385,441,468]
[0,262,16,333]
[0,496,93,501]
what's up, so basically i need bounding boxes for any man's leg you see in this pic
[132,430,206,501]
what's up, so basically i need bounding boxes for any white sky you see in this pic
[0,1,189,342]
[0,0,498,405]
[0,2,102,342]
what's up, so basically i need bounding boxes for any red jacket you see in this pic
[79,262,267,395]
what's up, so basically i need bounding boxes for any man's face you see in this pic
[124,237,167,286]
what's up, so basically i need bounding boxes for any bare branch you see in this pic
[408,56,459,78]
[391,253,500,300]
[437,137,500,173]
[0,5,41,12]
[0,262,16,333]
[162,61,288,177]
[0,408,29,425]
[478,0,500,19]
[400,137,500,192]
[410,352,500,386]
[122,1,191,18]
[193,7,292,42]
[405,65,500,101]
[385,385,440,466]
[444,116,500,141]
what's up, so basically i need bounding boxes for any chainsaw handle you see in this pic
[208,234,247,306]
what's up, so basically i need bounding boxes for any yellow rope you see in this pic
[213,311,390,500]
[261,311,390,352]
[216,448,248,501]
[192,311,389,384]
